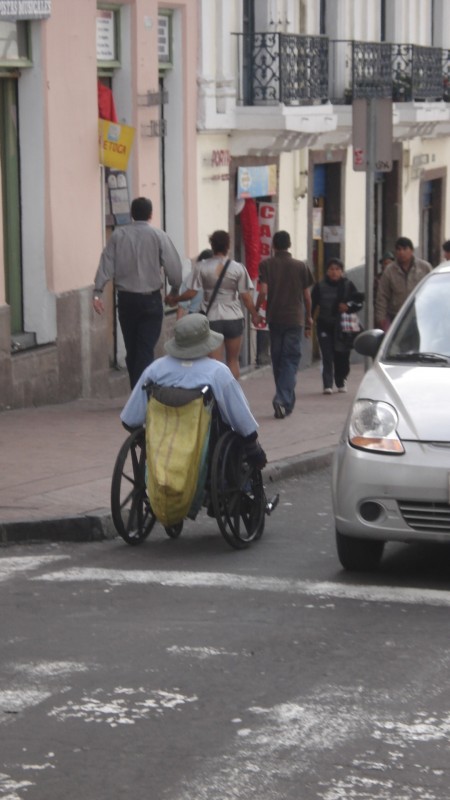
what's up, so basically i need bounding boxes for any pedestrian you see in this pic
[93,196,183,389]
[120,313,267,469]
[437,240,450,265]
[176,249,212,320]
[373,250,394,304]
[311,257,364,395]
[375,236,432,332]
[256,230,313,419]
[166,230,260,380]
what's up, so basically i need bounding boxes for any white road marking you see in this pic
[170,688,448,800]
[33,567,450,608]
[0,689,52,714]
[166,645,240,659]
[0,773,33,800]
[48,687,198,727]
[0,556,67,583]
[12,661,89,678]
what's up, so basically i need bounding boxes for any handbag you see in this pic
[201,259,231,316]
[340,312,362,333]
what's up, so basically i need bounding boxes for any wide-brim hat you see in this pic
[165,313,224,359]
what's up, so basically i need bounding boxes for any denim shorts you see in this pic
[208,318,245,340]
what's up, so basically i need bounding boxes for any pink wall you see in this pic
[42,0,103,294]
[39,0,198,294]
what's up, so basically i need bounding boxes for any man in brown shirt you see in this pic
[256,230,313,419]
[375,236,431,331]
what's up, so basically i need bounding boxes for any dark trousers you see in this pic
[269,323,303,413]
[317,328,350,390]
[117,290,163,389]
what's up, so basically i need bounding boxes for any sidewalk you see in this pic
[0,360,364,543]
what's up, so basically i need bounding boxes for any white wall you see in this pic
[20,20,56,344]
[196,133,231,250]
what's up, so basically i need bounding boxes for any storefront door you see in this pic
[0,77,22,334]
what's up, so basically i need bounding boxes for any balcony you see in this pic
[233,34,449,106]
[233,33,329,106]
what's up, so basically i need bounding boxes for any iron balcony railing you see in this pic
[391,44,444,101]
[233,33,329,106]
[233,34,449,106]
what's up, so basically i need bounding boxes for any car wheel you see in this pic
[335,529,384,571]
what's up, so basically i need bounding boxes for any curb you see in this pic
[0,448,335,545]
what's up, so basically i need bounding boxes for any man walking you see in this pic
[256,230,313,419]
[438,240,450,265]
[375,236,431,332]
[93,196,183,388]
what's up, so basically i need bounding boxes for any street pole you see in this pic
[364,97,376,335]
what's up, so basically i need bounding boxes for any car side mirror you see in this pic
[354,329,385,358]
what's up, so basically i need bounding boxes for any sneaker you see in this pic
[323,388,333,395]
[338,382,348,393]
[273,401,286,419]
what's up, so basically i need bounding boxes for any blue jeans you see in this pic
[269,323,303,413]
[117,290,163,389]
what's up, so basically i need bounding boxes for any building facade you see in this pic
[0,0,198,410]
[196,0,450,356]
[2,0,450,408]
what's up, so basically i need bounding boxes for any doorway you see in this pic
[311,161,343,283]
[421,175,444,266]
[0,78,22,335]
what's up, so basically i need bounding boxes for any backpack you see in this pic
[145,387,212,527]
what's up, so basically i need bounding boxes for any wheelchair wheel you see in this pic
[164,522,183,538]
[210,430,266,549]
[111,428,157,545]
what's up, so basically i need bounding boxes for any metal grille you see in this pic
[234,33,328,106]
[279,35,329,105]
[233,34,447,106]
[352,41,392,98]
[392,44,443,101]
[398,501,450,533]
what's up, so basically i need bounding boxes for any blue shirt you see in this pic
[178,276,203,313]
[120,355,258,437]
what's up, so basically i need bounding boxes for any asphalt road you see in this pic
[2,467,450,800]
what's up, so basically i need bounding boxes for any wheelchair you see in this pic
[110,383,278,550]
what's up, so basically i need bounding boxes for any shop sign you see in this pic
[0,0,51,19]
[312,206,323,240]
[96,9,115,61]
[254,202,277,330]
[323,225,343,243]
[258,202,276,259]
[105,169,131,227]
[98,119,135,171]
[237,165,277,199]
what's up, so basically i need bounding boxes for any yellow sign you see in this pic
[98,119,135,171]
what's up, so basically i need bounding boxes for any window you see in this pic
[319,0,326,35]
[380,0,386,42]
[158,11,172,69]
[0,21,30,67]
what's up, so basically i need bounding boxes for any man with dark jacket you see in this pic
[256,231,313,419]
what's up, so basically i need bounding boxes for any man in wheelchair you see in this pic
[114,314,271,549]
[121,313,266,468]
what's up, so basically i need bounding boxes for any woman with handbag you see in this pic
[168,230,260,379]
[311,258,364,394]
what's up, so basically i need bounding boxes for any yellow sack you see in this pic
[146,395,212,527]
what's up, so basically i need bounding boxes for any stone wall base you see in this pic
[0,290,177,411]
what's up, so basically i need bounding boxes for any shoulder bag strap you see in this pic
[204,259,231,316]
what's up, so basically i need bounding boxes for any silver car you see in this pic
[332,263,450,571]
